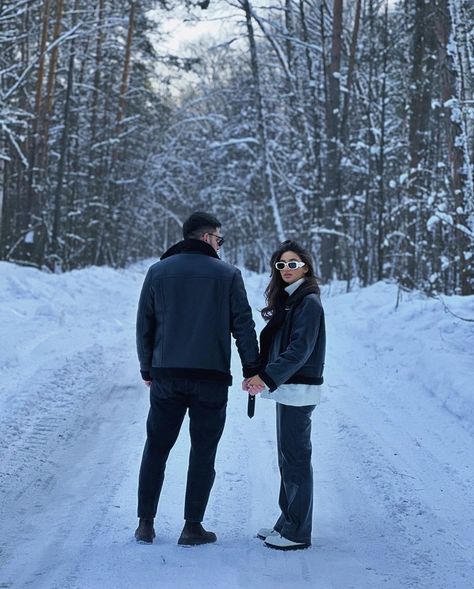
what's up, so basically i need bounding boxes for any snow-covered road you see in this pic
[0,261,473,589]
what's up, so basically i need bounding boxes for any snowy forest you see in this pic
[0,0,473,295]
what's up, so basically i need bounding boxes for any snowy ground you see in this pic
[0,260,473,589]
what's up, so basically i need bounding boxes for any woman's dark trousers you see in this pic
[273,403,315,545]
[137,377,227,523]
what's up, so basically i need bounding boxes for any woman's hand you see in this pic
[243,375,266,395]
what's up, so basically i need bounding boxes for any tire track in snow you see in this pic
[0,345,106,505]
[0,380,144,589]
[0,344,141,589]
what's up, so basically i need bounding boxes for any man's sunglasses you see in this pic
[207,233,225,247]
[275,261,305,270]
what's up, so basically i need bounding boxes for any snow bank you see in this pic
[324,280,474,432]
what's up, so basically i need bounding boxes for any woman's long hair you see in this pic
[261,240,320,321]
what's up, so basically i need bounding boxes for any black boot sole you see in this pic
[177,534,217,546]
[136,538,154,544]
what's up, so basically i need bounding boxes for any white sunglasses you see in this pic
[275,261,306,270]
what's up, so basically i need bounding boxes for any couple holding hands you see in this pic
[135,212,325,551]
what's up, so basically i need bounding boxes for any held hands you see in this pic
[242,375,266,396]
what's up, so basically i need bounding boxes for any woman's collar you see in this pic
[284,277,305,296]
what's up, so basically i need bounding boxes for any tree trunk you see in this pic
[321,0,343,280]
[241,0,285,242]
[0,133,5,255]
[90,0,105,146]
[298,0,322,167]
[340,0,362,144]
[361,0,379,286]
[51,0,79,263]
[377,1,389,281]
[405,0,435,287]
[41,0,65,172]
[434,0,473,294]
[26,0,51,266]
[116,0,137,128]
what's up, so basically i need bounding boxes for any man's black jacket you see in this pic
[136,239,260,386]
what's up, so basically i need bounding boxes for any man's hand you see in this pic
[242,375,265,395]
[144,380,152,387]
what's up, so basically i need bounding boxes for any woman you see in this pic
[246,240,326,551]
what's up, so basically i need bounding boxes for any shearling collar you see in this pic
[160,239,220,260]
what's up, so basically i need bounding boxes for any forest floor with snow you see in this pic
[0,260,473,589]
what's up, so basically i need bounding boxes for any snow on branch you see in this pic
[209,137,259,149]
[1,123,28,168]
[427,213,474,240]
[311,228,354,243]
[2,23,82,103]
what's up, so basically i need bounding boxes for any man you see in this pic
[135,211,262,546]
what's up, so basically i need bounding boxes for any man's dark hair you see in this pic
[182,211,221,239]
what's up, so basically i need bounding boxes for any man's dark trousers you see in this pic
[137,376,228,522]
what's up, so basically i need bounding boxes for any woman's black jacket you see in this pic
[258,281,325,392]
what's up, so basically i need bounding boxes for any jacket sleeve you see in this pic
[230,269,261,377]
[136,268,156,380]
[259,296,322,391]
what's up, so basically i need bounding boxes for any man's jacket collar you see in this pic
[160,238,220,260]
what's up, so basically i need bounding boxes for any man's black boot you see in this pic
[135,518,156,544]
[177,521,217,546]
